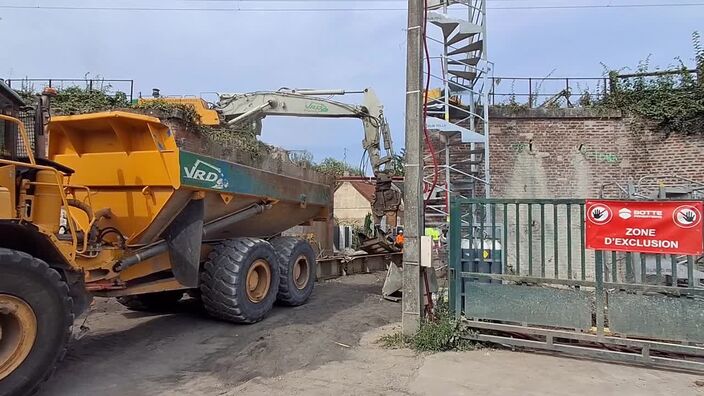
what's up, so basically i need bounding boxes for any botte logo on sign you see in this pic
[585,200,704,255]
[618,208,632,219]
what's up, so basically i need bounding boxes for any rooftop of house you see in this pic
[336,176,404,204]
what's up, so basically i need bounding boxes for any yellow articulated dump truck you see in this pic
[0,112,331,395]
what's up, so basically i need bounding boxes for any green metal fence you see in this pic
[449,198,704,371]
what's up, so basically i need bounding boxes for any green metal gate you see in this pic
[449,198,704,371]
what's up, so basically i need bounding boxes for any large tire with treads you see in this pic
[116,290,185,312]
[270,237,316,306]
[199,238,280,324]
[0,248,73,396]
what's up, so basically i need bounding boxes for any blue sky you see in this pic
[1,1,702,166]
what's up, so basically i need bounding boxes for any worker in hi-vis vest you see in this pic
[394,229,405,248]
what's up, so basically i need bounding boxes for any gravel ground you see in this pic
[39,273,399,396]
[37,273,704,396]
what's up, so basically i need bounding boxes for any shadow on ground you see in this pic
[39,275,399,396]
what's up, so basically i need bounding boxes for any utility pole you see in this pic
[402,0,425,335]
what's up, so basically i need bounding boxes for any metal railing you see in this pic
[5,78,134,102]
[449,197,704,371]
[616,68,699,83]
[488,76,609,108]
[487,68,699,108]
[450,198,702,285]
[599,174,704,201]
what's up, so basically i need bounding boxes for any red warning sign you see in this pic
[585,200,704,255]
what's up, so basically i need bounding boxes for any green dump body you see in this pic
[177,150,332,240]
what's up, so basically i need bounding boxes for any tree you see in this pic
[391,148,406,177]
[314,157,362,177]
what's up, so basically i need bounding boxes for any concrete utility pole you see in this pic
[402,0,425,335]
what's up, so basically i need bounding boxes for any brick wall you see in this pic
[488,108,704,199]
[427,108,704,280]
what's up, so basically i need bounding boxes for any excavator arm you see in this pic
[215,88,402,228]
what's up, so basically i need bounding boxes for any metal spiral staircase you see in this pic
[423,0,491,228]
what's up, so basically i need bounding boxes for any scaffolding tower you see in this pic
[423,0,491,228]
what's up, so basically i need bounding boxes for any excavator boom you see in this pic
[215,88,401,228]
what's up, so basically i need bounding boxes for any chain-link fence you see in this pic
[1,105,37,160]
[16,108,36,158]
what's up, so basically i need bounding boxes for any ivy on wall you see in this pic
[599,31,704,135]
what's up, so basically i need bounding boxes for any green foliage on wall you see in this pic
[598,32,704,134]
[314,157,363,177]
[13,84,376,173]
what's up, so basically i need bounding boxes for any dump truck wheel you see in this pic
[116,291,185,312]
[0,248,73,396]
[200,238,280,324]
[270,237,316,306]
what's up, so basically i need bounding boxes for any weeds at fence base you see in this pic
[379,303,475,353]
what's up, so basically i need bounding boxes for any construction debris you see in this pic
[382,262,403,301]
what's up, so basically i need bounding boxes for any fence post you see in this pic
[528,78,533,108]
[449,199,462,316]
[595,250,605,338]
[491,78,495,105]
[565,78,571,107]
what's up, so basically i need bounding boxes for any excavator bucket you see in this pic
[382,264,441,303]
[382,262,403,301]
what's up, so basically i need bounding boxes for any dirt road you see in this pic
[39,274,399,395]
[38,273,703,396]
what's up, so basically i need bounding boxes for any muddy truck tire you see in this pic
[270,237,316,306]
[0,248,73,396]
[117,290,185,312]
[200,238,280,324]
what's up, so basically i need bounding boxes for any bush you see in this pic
[596,31,704,135]
[52,86,131,115]
[379,302,474,352]
[314,157,362,177]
